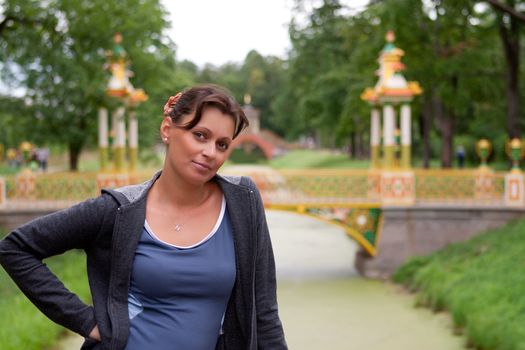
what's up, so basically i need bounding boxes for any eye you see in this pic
[193,131,206,140]
[217,141,230,151]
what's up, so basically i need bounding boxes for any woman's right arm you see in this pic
[0,195,112,338]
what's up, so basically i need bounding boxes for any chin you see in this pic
[187,172,217,186]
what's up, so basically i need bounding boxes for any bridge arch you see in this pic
[266,209,359,278]
[230,133,275,160]
[267,204,382,257]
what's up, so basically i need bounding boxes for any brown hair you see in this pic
[163,84,249,139]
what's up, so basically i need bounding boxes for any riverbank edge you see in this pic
[393,216,525,350]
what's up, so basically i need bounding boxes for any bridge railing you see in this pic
[5,172,99,201]
[2,171,151,206]
[0,168,514,207]
[223,168,509,207]
[414,169,505,206]
[237,169,373,205]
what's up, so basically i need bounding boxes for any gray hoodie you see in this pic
[0,172,287,349]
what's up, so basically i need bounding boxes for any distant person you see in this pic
[36,146,50,172]
[28,152,39,172]
[6,148,17,168]
[456,145,466,168]
[0,84,288,350]
[13,149,23,168]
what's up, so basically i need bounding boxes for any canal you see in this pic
[270,210,465,350]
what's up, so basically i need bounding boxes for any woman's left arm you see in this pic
[252,185,288,349]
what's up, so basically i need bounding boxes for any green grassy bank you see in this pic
[0,232,91,350]
[227,149,370,169]
[270,149,369,169]
[393,217,525,350]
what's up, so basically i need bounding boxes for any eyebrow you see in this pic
[194,126,232,141]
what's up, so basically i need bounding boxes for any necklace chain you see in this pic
[171,189,212,232]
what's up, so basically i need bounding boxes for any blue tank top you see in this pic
[124,198,236,350]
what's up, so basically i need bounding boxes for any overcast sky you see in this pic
[161,0,369,67]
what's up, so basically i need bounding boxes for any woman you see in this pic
[0,84,287,349]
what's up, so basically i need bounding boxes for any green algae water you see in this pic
[269,210,466,350]
[278,278,465,349]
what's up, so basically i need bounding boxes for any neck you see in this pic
[152,170,214,209]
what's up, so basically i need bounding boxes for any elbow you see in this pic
[0,236,11,266]
[0,234,20,268]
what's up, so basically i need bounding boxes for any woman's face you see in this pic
[161,107,235,185]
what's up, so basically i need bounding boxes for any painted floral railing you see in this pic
[0,168,511,207]
[413,169,505,205]
[3,171,151,203]
[222,168,507,207]
[0,168,515,256]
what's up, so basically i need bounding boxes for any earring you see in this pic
[163,137,168,142]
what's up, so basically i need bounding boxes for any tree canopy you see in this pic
[1,0,524,169]
[0,0,178,170]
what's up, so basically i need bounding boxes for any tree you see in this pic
[0,96,35,149]
[283,0,508,167]
[190,51,287,137]
[484,0,525,138]
[240,51,287,133]
[282,0,351,146]
[0,0,178,170]
[371,0,503,167]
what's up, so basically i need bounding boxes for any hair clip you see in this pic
[163,92,182,116]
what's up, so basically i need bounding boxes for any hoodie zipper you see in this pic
[108,206,122,350]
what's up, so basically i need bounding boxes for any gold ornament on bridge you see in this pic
[19,141,33,162]
[476,139,492,170]
[505,138,525,173]
[347,209,375,234]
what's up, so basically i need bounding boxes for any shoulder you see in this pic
[58,192,120,224]
[101,171,160,205]
[216,174,258,191]
[216,175,266,218]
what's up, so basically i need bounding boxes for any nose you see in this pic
[201,141,216,158]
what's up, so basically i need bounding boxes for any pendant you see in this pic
[174,224,183,232]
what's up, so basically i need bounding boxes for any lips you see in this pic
[192,160,212,171]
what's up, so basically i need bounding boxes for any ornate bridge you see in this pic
[222,167,514,259]
[0,167,519,266]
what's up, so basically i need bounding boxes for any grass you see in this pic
[393,217,525,350]
[411,158,513,171]
[0,164,22,175]
[268,149,369,169]
[228,147,269,164]
[224,148,371,169]
[0,230,91,350]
